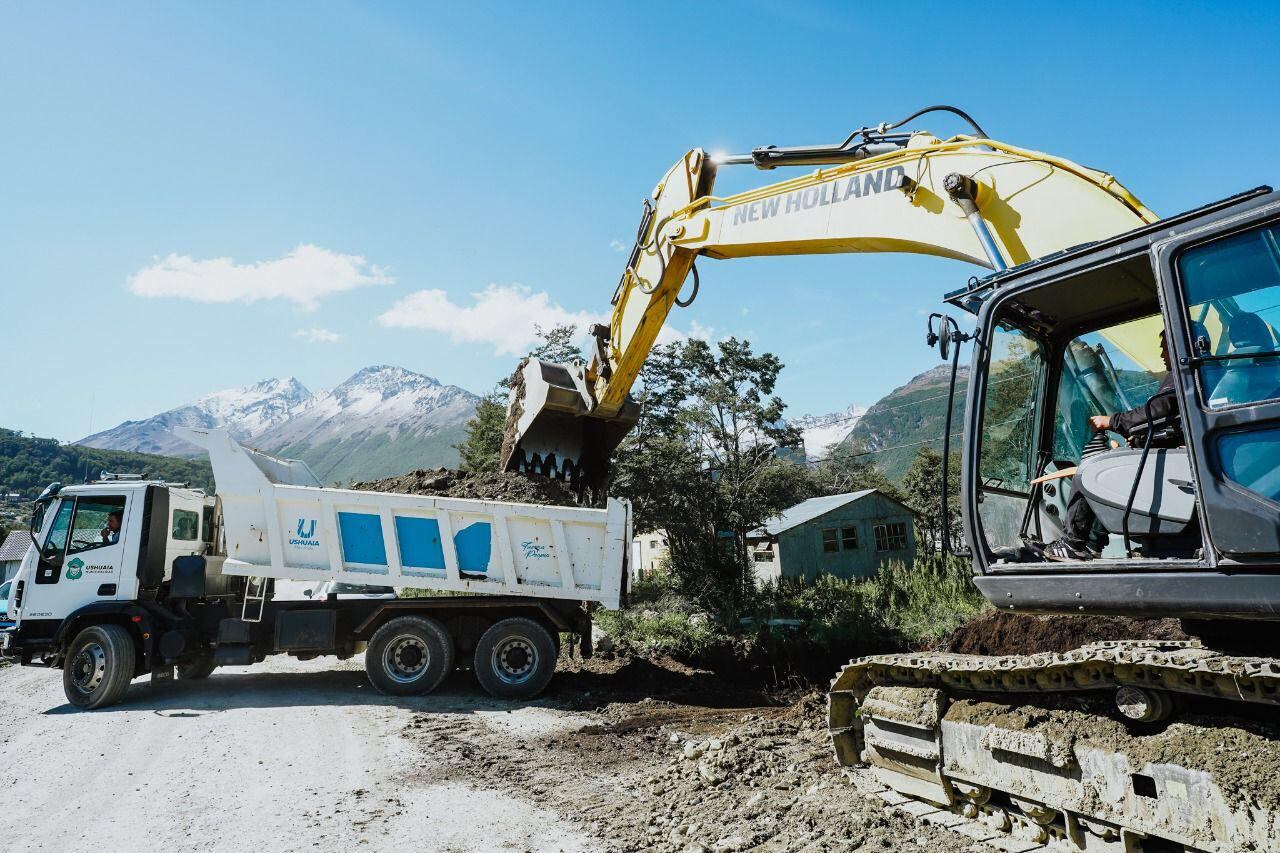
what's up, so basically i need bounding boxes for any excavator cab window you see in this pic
[1051,326,1162,463]
[1178,223,1280,410]
[975,322,1046,552]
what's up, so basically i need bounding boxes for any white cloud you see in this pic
[377,284,605,356]
[608,239,628,253]
[294,327,342,343]
[129,244,392,311]
[687,320,716,341]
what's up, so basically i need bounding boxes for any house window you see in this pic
[874,522,907,552]
[841,527,858,550]
[821,528,839,553]
[649,540,659,548]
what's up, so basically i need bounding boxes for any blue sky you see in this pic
[3,2,1277,441]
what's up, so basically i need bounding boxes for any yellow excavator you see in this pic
[502,106,1280,851]
[499,106,1161,489]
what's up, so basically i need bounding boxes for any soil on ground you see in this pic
[404,652,972,853]
[940,610,1188,656]
[353,465,579,505]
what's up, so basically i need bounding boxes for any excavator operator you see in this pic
[1046,330,1180,561]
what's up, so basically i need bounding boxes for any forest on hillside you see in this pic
[0,428,214,497]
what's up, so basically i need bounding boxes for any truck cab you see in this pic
[5,478,218,660]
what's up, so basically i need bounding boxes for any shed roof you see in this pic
[754,490,883,536]
[0,530,30,561]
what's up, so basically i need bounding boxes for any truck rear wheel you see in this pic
[176,656,217,680]
[365,616,454,696]
[63,624,137,710]
[473,617,556,700]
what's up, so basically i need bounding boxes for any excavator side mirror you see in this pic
[926,313,953,361]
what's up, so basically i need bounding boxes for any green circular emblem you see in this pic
[66,558,84,580]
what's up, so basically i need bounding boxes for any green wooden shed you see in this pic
[748,490,916,582]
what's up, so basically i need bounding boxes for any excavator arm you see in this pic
[500,111,1159,489]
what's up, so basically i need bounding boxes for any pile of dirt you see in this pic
[942,610,1188,656]
[351,466,578,505]
[402,690,972,853]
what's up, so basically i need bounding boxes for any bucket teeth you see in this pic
[499,357,639,493]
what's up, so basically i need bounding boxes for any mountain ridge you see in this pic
[77,366,480,484]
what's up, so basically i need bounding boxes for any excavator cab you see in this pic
[947,186,1280,620]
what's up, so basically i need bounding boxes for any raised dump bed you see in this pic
[177,427,630,610]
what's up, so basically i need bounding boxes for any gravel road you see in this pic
[0,655,968,853]
[0,657,596,853]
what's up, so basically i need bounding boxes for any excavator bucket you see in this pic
[499,357,639,493]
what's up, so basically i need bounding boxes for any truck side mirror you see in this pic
[303,589,313,598]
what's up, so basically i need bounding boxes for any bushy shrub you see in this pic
[596,569,727,655]
[599,557,988,657]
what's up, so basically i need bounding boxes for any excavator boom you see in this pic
[500,112,1157,489]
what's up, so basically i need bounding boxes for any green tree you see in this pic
[900,445,961,553]
[454,324,581,474]
[611,337,810,613]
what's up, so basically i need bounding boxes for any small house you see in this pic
[748,490,916,582]
[630,530,669,581]
[0,530,30,583]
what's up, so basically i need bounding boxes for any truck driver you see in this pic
[101,510,123,545]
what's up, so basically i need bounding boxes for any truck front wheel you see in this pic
[473,617,557,700]
[365,616,454,696]
[63,624,137,710]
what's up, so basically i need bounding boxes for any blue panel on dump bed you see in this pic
[395,516,445,570]
[338,512,387,566]
[454,522,492,574]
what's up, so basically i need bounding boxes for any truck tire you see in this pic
[365,616,454,696]
[176,656,217,680]
[63,624,137,710]
[473,617,556,700]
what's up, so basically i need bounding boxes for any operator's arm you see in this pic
[1109,375,1179,437]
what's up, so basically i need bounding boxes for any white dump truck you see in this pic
[0,428,630,709]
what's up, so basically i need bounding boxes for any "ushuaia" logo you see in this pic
[290,518,320,548]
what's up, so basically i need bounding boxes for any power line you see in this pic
[804,414,1031,467]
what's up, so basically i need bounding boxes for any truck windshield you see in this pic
[977,321,1046,551]
[41,499,75,559]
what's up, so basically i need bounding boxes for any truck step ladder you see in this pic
[241,576,269,623]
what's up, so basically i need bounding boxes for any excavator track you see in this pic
[828,640,1280,852]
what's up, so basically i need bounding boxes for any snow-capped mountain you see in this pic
[790,403,866,460]
[78,378,313,457]
[77,367,480,483]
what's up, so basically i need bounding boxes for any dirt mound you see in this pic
[402,687,973,853]
[942,610,1187,656]
[352,466,578,505]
